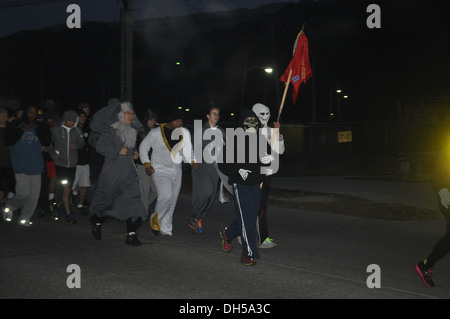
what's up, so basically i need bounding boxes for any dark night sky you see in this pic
[0,0,300,38]
[1,0,449,124]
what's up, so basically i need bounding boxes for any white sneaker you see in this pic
[19,220,33,226]
[3,207,13,222]
[258,238,277,249]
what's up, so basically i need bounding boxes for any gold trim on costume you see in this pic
[160,123,184,160]
[150,213,160,231]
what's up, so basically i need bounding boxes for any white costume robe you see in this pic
[139,124,194,235]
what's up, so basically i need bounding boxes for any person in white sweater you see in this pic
[139,109,197,236]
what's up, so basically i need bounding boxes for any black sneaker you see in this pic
[126,234,142,246]
[91,221,102,240]
[414,261,435,287]
[66,213,77,224]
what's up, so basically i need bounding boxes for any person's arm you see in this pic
[182,128,198,170]
[96,128,123,160]
[139,130,155,174]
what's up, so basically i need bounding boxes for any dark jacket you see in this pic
[4,118,50,175]
[219,109,269,185]
[47,110,85,168]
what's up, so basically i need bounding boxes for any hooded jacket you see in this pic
[48,110,85,168]
[4,116,50,175]
[218,109,270,185]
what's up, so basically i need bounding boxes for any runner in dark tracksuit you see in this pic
[218,109,271,266]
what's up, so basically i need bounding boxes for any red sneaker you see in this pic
[240,255,257,266]
[220,228,232,253]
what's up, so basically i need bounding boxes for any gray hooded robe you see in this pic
[89,101,146,222]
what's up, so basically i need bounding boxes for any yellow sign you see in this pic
[338,131,352,143]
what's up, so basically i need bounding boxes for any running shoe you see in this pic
[240,255,257,266]
[50,201,59,221]
[66,212,77,225]
[150,213,160,236]
[126,234,142,246]
[91,218,102,240]
[3,207,13,222]
[220,228,232,253]
[258,237,278,249]
[188,219,204,234]
[19,219,33,226]
[414,261,435,287]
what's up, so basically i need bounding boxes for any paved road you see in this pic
[1,175,449,303]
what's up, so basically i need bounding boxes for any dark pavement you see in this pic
[1,175,449,302]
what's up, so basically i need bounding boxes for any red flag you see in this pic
[280,31,312,104]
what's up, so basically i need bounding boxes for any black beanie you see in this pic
[167,109,184,123]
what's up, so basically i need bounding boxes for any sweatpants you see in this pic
[225,183,261,259]
[150,171,182,235]
[7,173,41,222]
[426,199,450,268]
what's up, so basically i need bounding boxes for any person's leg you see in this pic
[257,179,270,244]
[150,173,172,235]
[231,184,261,263]
[62,185,72,219]
[425,204,450,268]
[126,217,143,246]
[188,165,217,233]
[159,173,182,235]
[77,164,91,210]
[18,174,41,225]
[90,215,107,240]
[137,164,151,211]
[4,173,28,218]
[415,201,450,287]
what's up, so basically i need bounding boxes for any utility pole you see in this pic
[121,0,133,102]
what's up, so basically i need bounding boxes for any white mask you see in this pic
[243,116,258,133]
[252,103,270,126]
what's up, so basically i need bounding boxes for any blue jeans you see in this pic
[226,183,262,259]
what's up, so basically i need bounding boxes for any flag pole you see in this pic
[276,68,292,122]
[276,24,304,123]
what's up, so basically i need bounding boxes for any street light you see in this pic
[240,66,273,112]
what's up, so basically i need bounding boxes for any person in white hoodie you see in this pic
[139,109,197,236]
[47,110,84,224]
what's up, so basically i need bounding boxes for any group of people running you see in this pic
[1,100,284,267]
[2,98,450,280]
